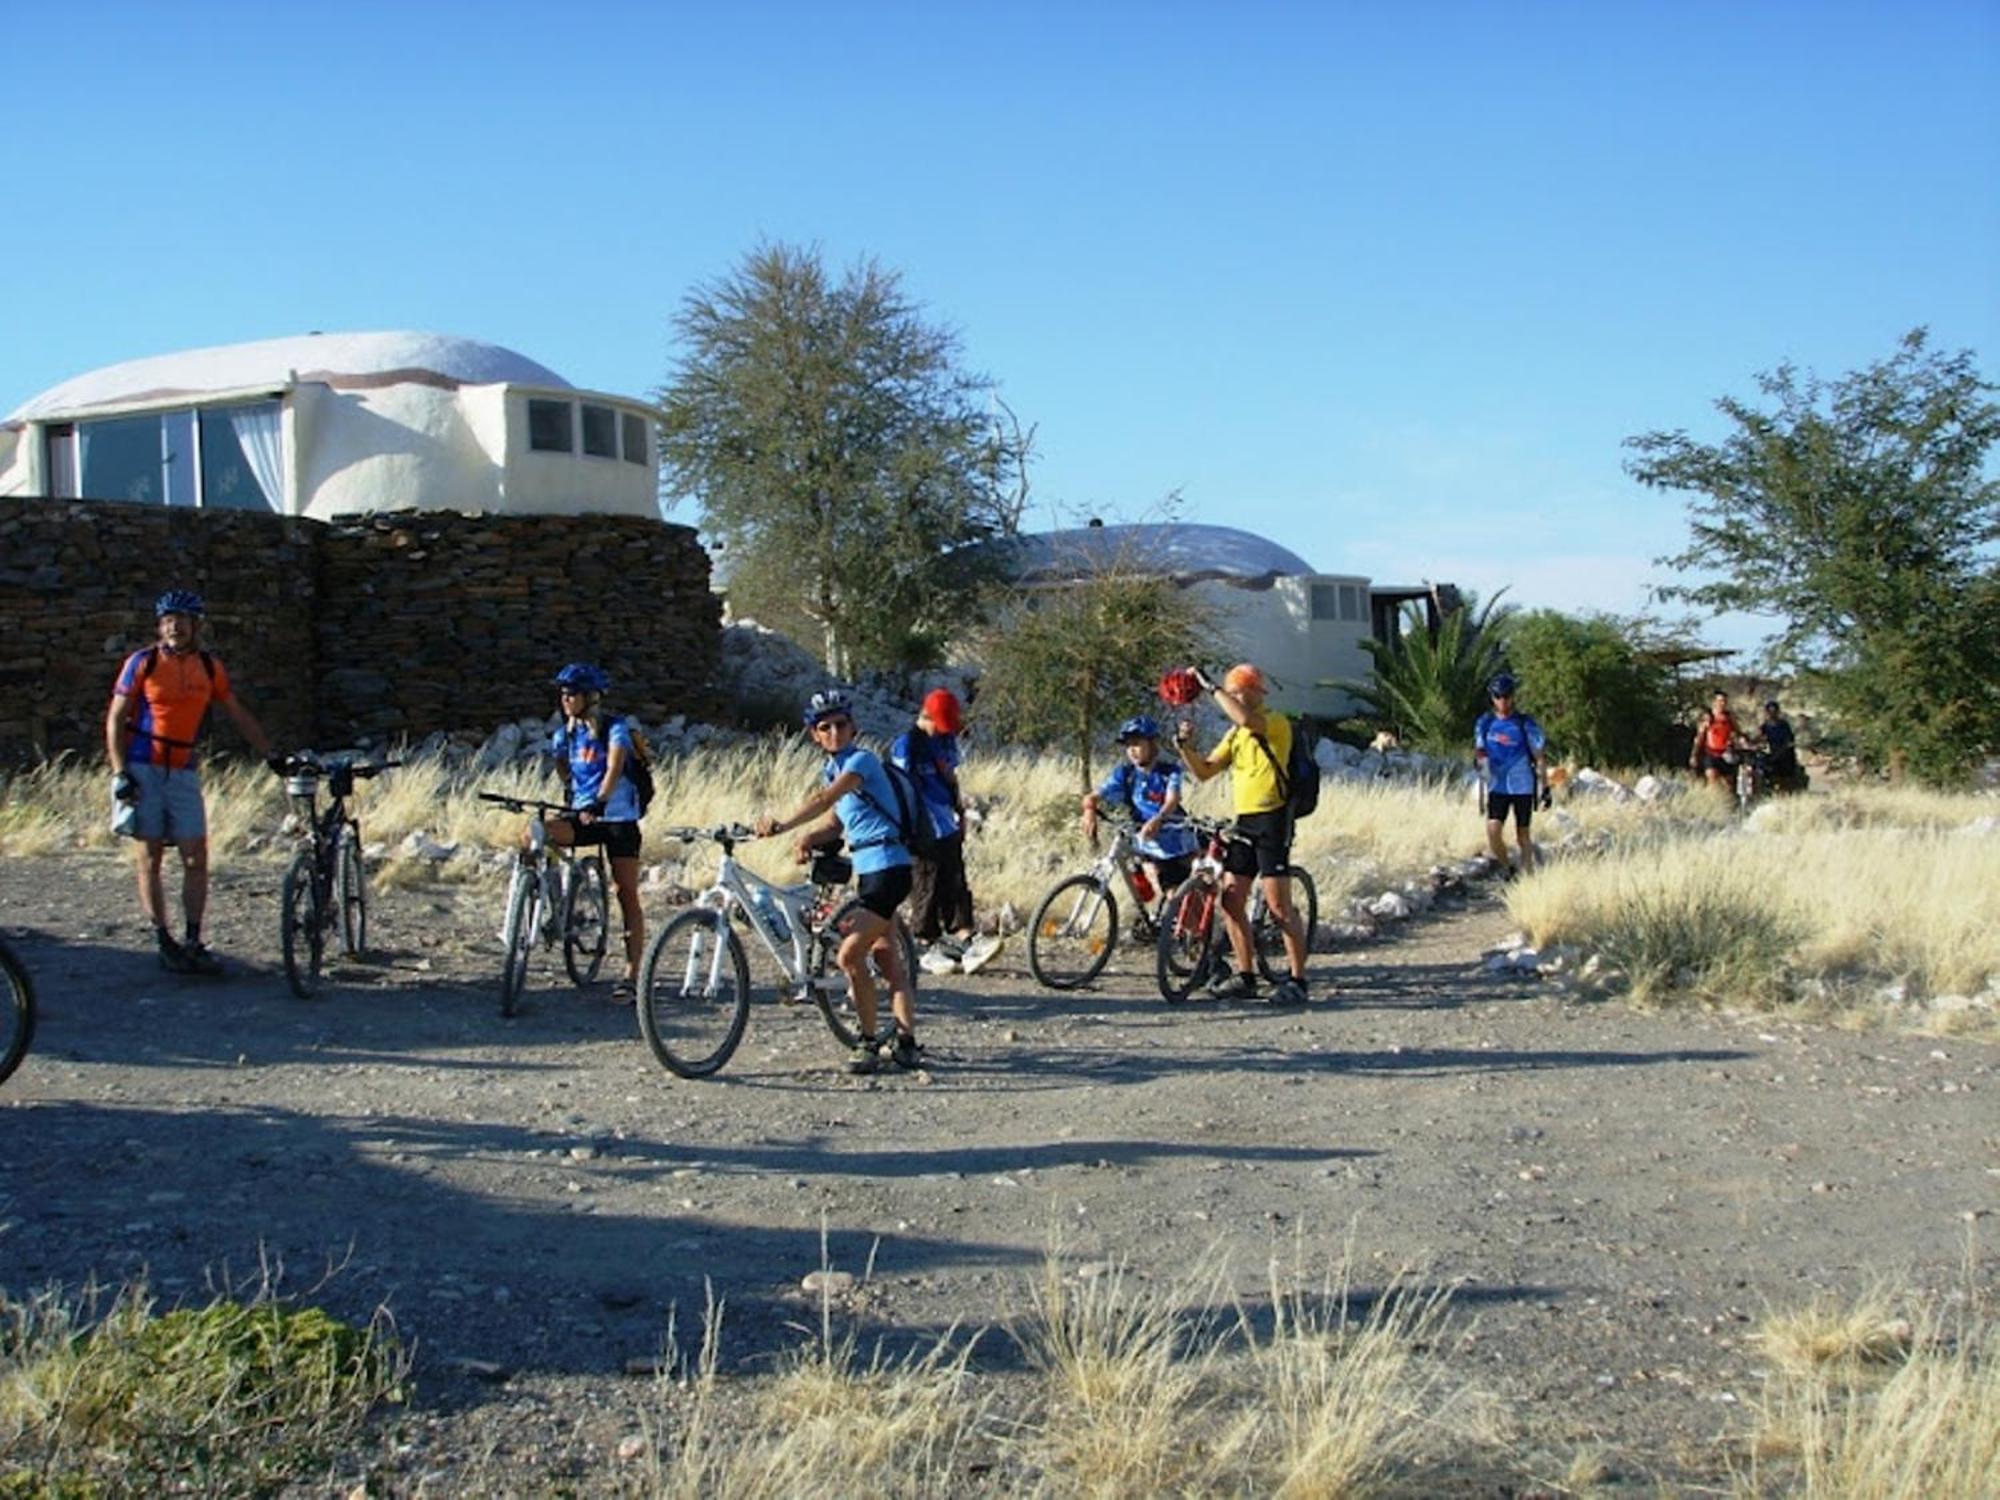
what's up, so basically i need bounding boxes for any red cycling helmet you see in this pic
[920,687,963,734]
[1159,667,1204,707]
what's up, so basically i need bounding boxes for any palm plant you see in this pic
[1341,590,1515,756]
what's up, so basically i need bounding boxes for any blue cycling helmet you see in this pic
[802,687,853,727]
[155,588,206,618]
[1487,672,1518,698]
[1118,714,1161,742]
[552,662,610,694]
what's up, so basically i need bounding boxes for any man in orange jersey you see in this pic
[106,590,274,975]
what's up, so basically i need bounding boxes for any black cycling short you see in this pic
[562,818,642,860]
[1697,750,1736,777]
[855,863,915,920]
[1486,792,1535,829]
[1222,809,1293,878]
[1151,853,1193,893]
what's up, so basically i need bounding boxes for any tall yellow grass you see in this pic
[1508,821,2000,1011]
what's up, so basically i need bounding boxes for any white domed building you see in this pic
[1006,521,1447,719]
[0,331,658,520]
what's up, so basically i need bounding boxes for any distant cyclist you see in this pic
[1081,715,1198,899]
[545,663,645,1000]
[1175,663,1310,1004]
[756,689,920,1074]
[1473,673,1548,878]
[105,588,274,975]
[1757,699,1803,793]
[1689,690,1743,788]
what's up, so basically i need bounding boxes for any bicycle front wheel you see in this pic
[1253,868,1318,984]
[1028,874,1118,990]
[812,899,918,1049]
[0,937,35,1087]
[499,866,540,1018]
[281,850,325,999]
[637,908,751,1079]
[563,856,610,986]
[1155,880,1218,1003]
[338,825,369,958]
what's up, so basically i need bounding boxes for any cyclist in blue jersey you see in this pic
[1081,715,1199,896]
[756,689,920,1075]
[544,664,646,998]
[893,687,1001,975]
[1473,673,1549,878]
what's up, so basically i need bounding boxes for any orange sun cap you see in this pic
[1223,663,1266,697]
[920,688,963,734]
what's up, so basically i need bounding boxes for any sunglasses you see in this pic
[811,716,854,732]
[558,686,587,697]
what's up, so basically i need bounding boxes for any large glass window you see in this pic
[621,412,649,466]
[57,402,281,510]
[580,403,617,458]
[528,399,572,452]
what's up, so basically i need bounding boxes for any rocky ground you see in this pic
[1,849,1994,1495]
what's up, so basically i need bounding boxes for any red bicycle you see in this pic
[1154,817,1317,1002]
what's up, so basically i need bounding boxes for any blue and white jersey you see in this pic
[1474,711,1546,796]
[890,727,961,839]
[824,745,912,874]
[553,716,642,822]
[1096,757,1199,861]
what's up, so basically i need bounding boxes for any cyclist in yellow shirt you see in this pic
[1175,663,1310,1004]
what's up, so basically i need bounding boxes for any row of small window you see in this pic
[528,399,650,465]
[1309,582,1366,622]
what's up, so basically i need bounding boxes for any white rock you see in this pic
[398,831,460,863]
[801,1269,855,1296]
[1367,890,1412,921]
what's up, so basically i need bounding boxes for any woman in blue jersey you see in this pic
[546,663,646,998]
[756,689,920,1075]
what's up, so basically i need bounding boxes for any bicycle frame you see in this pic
[669,828,838,1000]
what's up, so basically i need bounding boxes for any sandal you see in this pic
[610,977,636,1004]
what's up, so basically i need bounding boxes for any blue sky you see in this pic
[4,1,1994,655]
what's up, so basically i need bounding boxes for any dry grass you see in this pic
[1507,807,2000,1017]
[642,1236,1459,1499]
[1741,1288,1998,1500]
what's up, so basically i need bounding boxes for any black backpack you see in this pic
[1249,724,1321,821]
[618,718,656,818]
[858,759,942,860]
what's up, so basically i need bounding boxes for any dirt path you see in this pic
[2,850,1993,1493]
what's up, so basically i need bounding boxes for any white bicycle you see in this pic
[637,824,919,1079]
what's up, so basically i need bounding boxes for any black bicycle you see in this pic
[0,934,33,1087]
[274,751,398,998]
[477,792,611,1017]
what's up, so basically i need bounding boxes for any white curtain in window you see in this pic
[227,404,284,511]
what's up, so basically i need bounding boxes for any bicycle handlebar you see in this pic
[476,791,574,816]
[661,822,759,844]
[277,751,401,778]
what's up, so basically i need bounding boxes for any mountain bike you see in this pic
[1154,817,1319,1002]
[0,934,34,1087]
[1027,820,1174,990]
[637,825,918,1079]
[275,751,398,999]
[477,792,611,1017]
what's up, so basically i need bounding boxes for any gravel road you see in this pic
[2,850,1992,1494]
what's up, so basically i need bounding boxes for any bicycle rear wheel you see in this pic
[0,937,34,1087]
[637,908,751,1078]
[812,898,918,1049]
[499,865,540,1018]
[338,825,369,958]
[563,856,610,985]
[1155,880,1218,1003]
[1028,874,1118,990]
[1253,868,1318,984]
[281,849,325,999]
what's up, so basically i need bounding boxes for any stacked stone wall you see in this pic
[0,497,719,763]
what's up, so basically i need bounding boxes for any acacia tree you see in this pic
[1628,329,1999,780]
[1341,591,1513,756]
[657,243,1030,673]
[975,557,1215,796]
